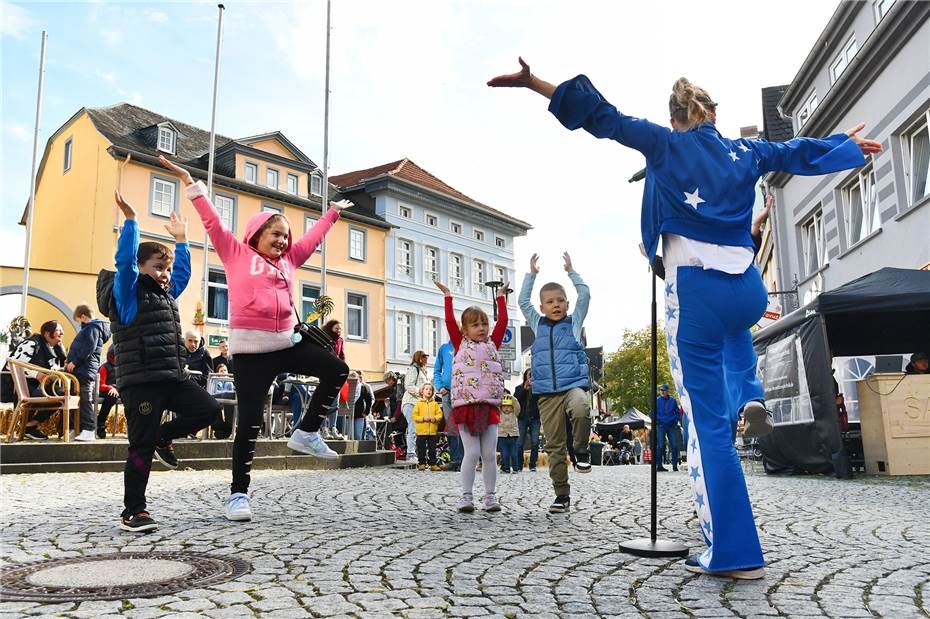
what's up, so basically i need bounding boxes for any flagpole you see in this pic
[21,31,48,318]
[320,0,332,296]
[202,3,225,327]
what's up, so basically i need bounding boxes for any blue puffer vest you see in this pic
[531,317,589,395]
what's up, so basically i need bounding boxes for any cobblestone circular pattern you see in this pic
[0,552,250,602]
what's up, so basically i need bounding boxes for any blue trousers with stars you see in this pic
[664,264,768,572]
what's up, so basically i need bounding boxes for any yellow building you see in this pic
[2,103,391,378]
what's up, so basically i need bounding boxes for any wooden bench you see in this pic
[5,359,81,443]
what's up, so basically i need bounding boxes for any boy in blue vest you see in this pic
[519,252,591,513]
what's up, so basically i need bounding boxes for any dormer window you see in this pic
[157,125,176,154]
[310,173,322,196]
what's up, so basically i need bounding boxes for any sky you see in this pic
[0,0,840,353]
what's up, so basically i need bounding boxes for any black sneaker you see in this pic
[575,454,592,474]
[24,426,48,440]
[549,495,571,513]
[656,466,669,472]
[120,511,158,532]
[96,428,107,439]
[154,441,180,469]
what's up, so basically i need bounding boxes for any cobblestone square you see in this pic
[1,465,928,617]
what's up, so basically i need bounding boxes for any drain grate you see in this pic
[0,552,250,602]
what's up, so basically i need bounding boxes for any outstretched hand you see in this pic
[563,252,573,273]
[115,190,136,220]
[434,280,452,297]
[164,211,188,243]
[530,253,539,274]
[487,56,532,88]
[496,281,510,298]
[845,123,883,156]
[329,199,354,213]
[158,155,195,186]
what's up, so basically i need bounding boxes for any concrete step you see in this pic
[0,439,395,474]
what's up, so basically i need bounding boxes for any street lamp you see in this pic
[484,280,512,320]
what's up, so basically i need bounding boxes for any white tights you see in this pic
[459,424,498,498]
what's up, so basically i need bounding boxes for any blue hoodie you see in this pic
[66,318,112,381]
[433,341,454,391]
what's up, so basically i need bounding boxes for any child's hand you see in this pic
[434,280,451,297]
[107,386,119,397]
[159,155,195,186]
[165,211,189,243]
[496,281,509,298]
[65,362,75,373]
[530,253,539,274]
[563,252,573,273]
[329,199,353,212]
[115,190,136,220]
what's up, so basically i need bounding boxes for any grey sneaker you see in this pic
[458,494,475,513]
[287,429,339,460]
[742,401,774,438]
[224,493,252,522]
[483,494,501,512]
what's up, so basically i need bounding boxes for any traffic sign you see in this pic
[502,328,513,344]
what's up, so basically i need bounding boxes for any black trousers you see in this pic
[231,338,348,494]
[416,434,438,465]
[121,379,221,517]
[96,393,120,435]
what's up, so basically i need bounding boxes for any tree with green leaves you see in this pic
[602,323,676,415]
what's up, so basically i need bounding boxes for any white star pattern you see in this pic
[738,143,750,153]
[683,188,706,210]
[728,150,739,162]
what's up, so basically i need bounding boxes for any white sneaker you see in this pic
[287,429,339,460]
[742,401,774,438]
[74,430,96,442]
[224,493,252,521]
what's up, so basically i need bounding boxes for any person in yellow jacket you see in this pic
[498,392,522,473]
[412,383,444,471]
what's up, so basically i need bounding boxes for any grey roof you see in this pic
[761,85,794,143]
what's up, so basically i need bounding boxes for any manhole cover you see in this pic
[0,552,250,602]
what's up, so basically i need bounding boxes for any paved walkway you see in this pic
[1,465,928,618]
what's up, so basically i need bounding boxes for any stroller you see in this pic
[618,439,635,465]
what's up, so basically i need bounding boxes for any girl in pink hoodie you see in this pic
[160,156,349,522]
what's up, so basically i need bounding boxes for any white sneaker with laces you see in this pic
[224,493,252,521]
[74,430,96,442]
[483,494,501,512]
[288,429,339,459]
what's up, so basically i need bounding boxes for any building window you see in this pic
[266,168,279,190]
[874,0,896,21]
[798,91,819,128]
[207,270,228,322]
[495,236,505,248]
[310,173,322,196]
[396,311,412,354]
[426,213,438,227]
[349,228,366,261]
[214,193,236,231]
[244,162,258,184]
[494,265,507,286]
[830,35,858,84]
[63,137,73,173]
[424,246,439,281]
[842,164,879,247]
[287,173,299,195]
[424,317,440,357]
[801,207,827,276]
[450,221,463,235]
[301,284,321,325]
[157,126,176,154]
[902,111,930,206]
[399,205,412,219]
[397,239,413,277]
[449,253,463,292]
[262,203,282,214]
[473,260,485,296]
[474,229,484,242]
[305,216,322,253]
[150,175,178,217]
[346,292,368,340]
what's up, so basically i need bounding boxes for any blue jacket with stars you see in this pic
[548,75,866,260]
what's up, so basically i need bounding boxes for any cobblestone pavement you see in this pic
[2,464,929,618]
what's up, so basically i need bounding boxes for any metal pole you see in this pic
[650,266,658,541]
[320,0,332,296]
[21,31,48,317]
[202,4,225,322]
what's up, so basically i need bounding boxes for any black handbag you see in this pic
[292,305,334,349]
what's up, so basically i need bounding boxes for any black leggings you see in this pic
[231,338,348,494]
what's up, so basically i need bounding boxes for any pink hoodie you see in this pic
[186,181,340,353]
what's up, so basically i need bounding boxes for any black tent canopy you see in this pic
[752,268,930,474]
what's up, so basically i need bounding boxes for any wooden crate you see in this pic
[856,373,930,476]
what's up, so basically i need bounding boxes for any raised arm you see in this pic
[751,124,879,176]
[487,56,557,99]
[490,289,509,349]
[288,201,351,267]
[436,281,462,350]
[113,191,140,325]
[518,254,541,331]
[565,253,590,325]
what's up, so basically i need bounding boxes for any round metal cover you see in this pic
[0,552,250,602]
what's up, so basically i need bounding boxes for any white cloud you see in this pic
[144,9,168,23]
[0,1,37,39]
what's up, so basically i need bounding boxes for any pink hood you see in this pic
[242,211,293,251]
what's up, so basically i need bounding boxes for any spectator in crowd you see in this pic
[412,382,443,471]
[514,368,541,472]
[214,339,233,375]
[354,370,374,440]
[905,352,929,375]
[97,348,119,438]
[434,339,462,471]
[183,331,213,388]
[402,350,430,463]
[373,371,401,448]
[498,392,521,473]
[619,424,634,443]
[5,320,67,440]
[751,194,773,257]
[65,304,112,442]
[633,436,643,464]
[209,362,236,439]
[655,384,681,472]
[321,320,347,438]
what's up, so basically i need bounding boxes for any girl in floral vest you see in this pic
[434,280,509,513]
